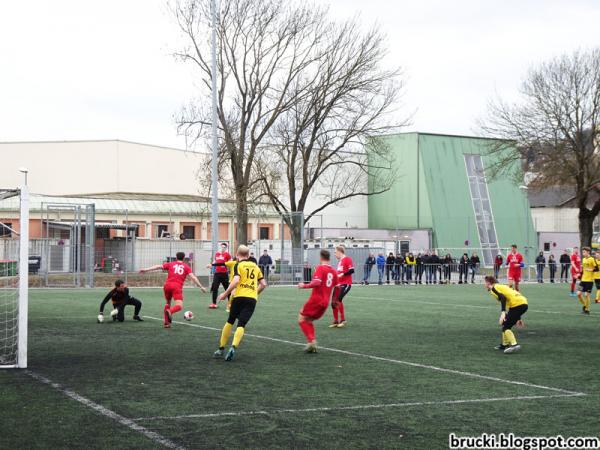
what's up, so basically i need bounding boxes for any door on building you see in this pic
[399,240,410,254]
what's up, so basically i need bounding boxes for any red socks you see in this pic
[332,307,339,323]
[299,320,315,343]
[338,302,345,321]
[170,304,182,315]
[571,281,576,293]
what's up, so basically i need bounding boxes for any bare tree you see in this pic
[480,49,600,248]
[254,19,407,260]
[172,0,329,245]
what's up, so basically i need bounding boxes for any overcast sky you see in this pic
[1,0,599,150]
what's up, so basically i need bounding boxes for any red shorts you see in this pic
[508,272,521,283]
[163,282,184,301]
[300,299,328,320]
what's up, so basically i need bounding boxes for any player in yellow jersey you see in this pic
[484,276,528,354]
[214,245,267,361]
[594,250,600,304]
[577,247,596,315]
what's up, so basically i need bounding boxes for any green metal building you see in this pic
[368,133,536,265]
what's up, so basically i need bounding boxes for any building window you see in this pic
[96,228,110,239]
[182,225,196,240]
[544,242,551,252]
[0,222,12,238]
[464,153,499,266]
[259,226,270,240]
[156,224,170,238]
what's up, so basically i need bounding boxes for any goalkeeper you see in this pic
[98,280,143,323]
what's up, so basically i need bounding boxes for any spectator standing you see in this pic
[559,250,570,283]
[376,253,386,285]
[458,253,469,284]
[470,252,480,284]
[443,254,453,284]
[385,252,396,284]
[258,250,273,282]
[248,252,257,264]
[423,252,432,284]
[405,253,416,284]
[535,252,546,283]
[470,252,481,283]
[548,254,557,283]
[363,253,376,284]
[415,253,424,284]
[394,253,404,285]
[430,251,441,284]
[494,253,503,279]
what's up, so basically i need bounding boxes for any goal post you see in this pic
[0,185,29,369]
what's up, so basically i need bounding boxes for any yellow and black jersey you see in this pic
[225,260,237,282]
[581,257,597,282]
[489,283,528,311]
[232,260,264,300]
[593,257,600,280]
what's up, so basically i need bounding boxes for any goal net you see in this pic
[0,187,29,368]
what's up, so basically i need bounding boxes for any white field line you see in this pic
[25,371,185,450]
[143,316,585,397]
[132,393,582,421]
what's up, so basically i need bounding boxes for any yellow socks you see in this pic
[585,296,591,311]
[219,322,233,348]
[503,330,517,346]
[232,327,245,348]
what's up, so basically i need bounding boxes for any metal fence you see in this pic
[0,234,574,288]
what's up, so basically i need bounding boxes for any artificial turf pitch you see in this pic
[1,284,599,449]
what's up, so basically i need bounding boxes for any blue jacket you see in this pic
[376,255,386,267]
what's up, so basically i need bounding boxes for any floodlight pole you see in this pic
[210,0,219,257]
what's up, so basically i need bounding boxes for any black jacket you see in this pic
[535,255,546,265]
[559,254,570,264]
[470,256,480,267]
[365,256,376,266]
[386,255,396,266]
[258,254,273,267]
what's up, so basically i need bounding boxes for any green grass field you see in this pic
[1,283,599,449]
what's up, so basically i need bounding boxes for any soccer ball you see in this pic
[184,311,194,321]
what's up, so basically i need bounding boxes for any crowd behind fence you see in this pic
[0,236,578,288]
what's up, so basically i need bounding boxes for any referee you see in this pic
[98,280,143,322]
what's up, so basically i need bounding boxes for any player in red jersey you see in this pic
[297,250,338,353]
[139,252,207,328]
[210,243,232,309]
[330,245,354,328]
[505,244,524,292]
[570,247,581,297]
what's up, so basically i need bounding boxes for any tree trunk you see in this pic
[579,208,595,249]
[235,189,249,247]
[289,217,304,266]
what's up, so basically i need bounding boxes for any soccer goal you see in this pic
[0,186,29,369]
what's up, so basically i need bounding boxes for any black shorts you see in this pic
[333,284,352,305]
[503,304,528,331]
[579,281,594,293]
[227,296,257,327]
